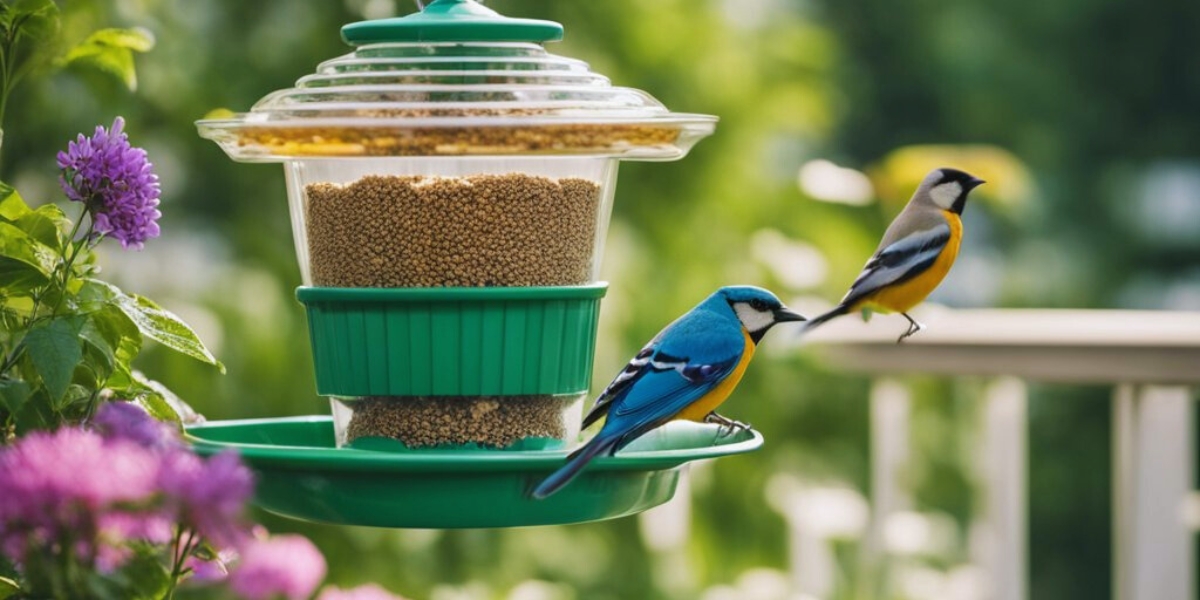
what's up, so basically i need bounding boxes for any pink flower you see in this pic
[0,428,162,565]
[317,584,409,600]
[229,534,327,600]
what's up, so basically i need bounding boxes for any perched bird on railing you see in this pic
[802,167,985,343]
[531,286,806,499]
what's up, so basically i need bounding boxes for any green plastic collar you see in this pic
[341,0,564,45]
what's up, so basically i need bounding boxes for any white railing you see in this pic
[803,307,1200,600]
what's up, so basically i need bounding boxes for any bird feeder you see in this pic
[192,0,759,528]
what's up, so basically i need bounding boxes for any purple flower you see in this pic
[317,584,409,600]
[158,449,254,548]
[91,401,180,450]
[229,534,327,600]
[0,428,162,566]
[57,116,162,249]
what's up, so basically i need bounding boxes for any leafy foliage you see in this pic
[62,27,155,91]
[0,185,219,438]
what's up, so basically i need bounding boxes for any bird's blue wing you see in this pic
[603,353,740,448]
[589,307,745,449]
[581,344,654,430]
[841,223,951,307]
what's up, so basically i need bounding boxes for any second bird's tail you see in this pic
[798,305,848,335]
[531,434,619,500]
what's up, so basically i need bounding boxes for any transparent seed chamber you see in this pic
[197,0,715,451]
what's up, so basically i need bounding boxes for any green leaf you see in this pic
[62,27,155,91]
[2,0,59,41]
[77,277,118,313]
[79,319,116,382]
[80,27,156,53]
[60,383,94,413]
[12,389,54,434]
[0,379,31,414]
[0,575,19,600]
[0,184,30,221]
[79,282,143,365]
[23,316,83,403]
[130,371,199,425]
[0,221,57,294]
[16,203,69,251]
[132,389,176,424]
[103,283,223,372]
[0,257,48,296]
[103,544,170,600]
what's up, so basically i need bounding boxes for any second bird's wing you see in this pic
[839,222,951,308]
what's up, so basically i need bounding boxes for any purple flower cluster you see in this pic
[160,449,254,548]
[57,117,162,249]
[0,402,252,573]
[91,400,179,450]
[0,403,405,598]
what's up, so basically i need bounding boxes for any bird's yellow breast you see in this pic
[673,329,755,422]
[857,210,962,314]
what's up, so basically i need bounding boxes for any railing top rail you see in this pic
[798,308,1200,384]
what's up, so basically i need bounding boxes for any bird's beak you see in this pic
[774,307,807,323]
[966,177,986,190]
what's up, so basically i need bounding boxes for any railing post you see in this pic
[1113,384,1194,600]
[973,377,1028,600]
[861,378,913,598]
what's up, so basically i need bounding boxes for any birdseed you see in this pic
[341,395,573,449]
[305,173,601,287]
[234,123,681,157]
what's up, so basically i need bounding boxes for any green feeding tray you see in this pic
[186,416,762,529]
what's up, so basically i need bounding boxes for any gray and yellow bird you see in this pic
[803,167,985,342]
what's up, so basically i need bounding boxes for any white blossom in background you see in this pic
[766,475,869,598]
[897,564,988,600]
[884,511,958,557]
[766,474,869,540]
[750,229,829,290]
[797,159,874,206]
[506,580,574,600]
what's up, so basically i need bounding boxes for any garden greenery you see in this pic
[0,3,409,598]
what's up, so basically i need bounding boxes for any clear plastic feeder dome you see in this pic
[197,0,716,289]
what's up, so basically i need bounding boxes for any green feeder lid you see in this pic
[342,0,564,45]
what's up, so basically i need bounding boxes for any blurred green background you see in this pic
[4,0,1200,598]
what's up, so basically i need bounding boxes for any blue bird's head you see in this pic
[714,286,807,343]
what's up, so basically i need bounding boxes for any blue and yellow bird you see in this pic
[531,286,806,499]
[803,167,985,342]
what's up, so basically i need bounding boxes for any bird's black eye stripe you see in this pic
[749,299,770,311]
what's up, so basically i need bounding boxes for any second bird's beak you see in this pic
[966,177,986,190]
[774,307,807,323]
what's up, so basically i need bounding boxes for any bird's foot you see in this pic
[705,412,752,437]
[897,313,925,344]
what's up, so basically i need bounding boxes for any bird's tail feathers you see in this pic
[798,305,848,336]
[531,434,619,500]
